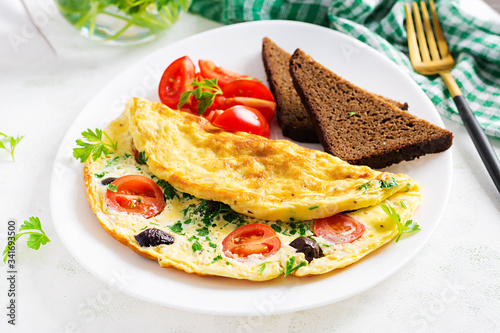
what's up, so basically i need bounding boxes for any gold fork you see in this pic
[405,0,500,193]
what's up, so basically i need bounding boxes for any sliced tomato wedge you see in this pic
[222,80,275,102]
[222,223,281,261]
[199,60,255,88]
[212,96,276,122]
[106,175,165,219]
[314,214,365,244]
[213,105,270,138]
[158,56,196,109]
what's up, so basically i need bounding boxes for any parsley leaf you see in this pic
[357,181,371,193]
[178,78,223,115]
[3,217,50,263]
[155,179,179,200]
[380,203,420,242]
[379,177,398,189]
[0,132,24,161]
[107,184,118,192]
[284,256,307,277]
[258,262,267,275]
[211,255,223,263]
[168,222,183,234]
[196,227,209,236]
[191,240,203,253]
[136,151,148,164]
[348,112,356,117]
[73,128,118,162]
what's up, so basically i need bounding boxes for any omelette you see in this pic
[83,97,422,281]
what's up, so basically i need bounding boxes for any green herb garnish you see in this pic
[73,128,118,162]
[357,181,371,193]
[0,132,23,161]
[168,222,183,234]
[211,255,223,263]
[400,201,407,209]
[258,262,267,275]
[284,256,307,277]
[348,112,356,117]
[178,78,223,115]
[379,177,398,189]
[196,227,209,236]
[107,184,118,192]
[191,240,203,252]
[380,203,420,242]
[209,242,217,249]
[309,205,320,210]
[3,217,50,263]
[136,151,148,164]
[95,172,107,178]
[155,179,178,200]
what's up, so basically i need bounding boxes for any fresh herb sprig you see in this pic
[0,132,23,161]
[73,128,118,162]
[380,203,420,242]
[284,256,307,276]
[178,78,223,115]
[3,217,50,263]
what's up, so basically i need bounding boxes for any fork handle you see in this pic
[453,95,500,193]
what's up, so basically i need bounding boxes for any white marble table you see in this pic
[1,1,499,332]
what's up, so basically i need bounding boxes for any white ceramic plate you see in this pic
[50,20,452,316]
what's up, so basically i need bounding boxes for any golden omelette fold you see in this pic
[127,98,415,222]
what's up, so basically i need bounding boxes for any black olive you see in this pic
[135,228,174,247]
[289,237,323,263]
[101,177,117,186]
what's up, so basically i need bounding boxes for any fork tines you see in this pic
[405,0,454,74]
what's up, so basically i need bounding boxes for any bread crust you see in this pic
[289,48,453,169]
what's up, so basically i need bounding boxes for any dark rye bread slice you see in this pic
[289,48,453,169]
[261,37,408,143]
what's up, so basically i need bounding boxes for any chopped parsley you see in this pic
[379,177,398,189]
[258,262,267,275]
[208,242,217,249]
[309,205,320,210]
[107,184,118,192]
[211,255,223,263]
[191,241,203,253]
[95,172,107,178]
[400,201,407,209]
[270,224,282,233]
[136,151,148,164]
[357,181,371,193]
[168,222,183,234]
[196,227,209,236]
[284,256,307,277]
[155,179,178,200]
[348,112,356,117]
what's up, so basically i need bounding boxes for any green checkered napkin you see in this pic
[189,0,500,138]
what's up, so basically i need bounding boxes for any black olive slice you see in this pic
[101,177,118,186]
[135,228,174,247]
[289,237,323,263]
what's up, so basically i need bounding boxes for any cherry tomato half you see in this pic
[106,175,165,219]
[213,105,270,138]
[204,109,224,123]
[222,223,281,261]
[313,214,366,244]
[222,80,275,102]
[199,60,254,88]
[212,96,276,122]
[158,56,196,109]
